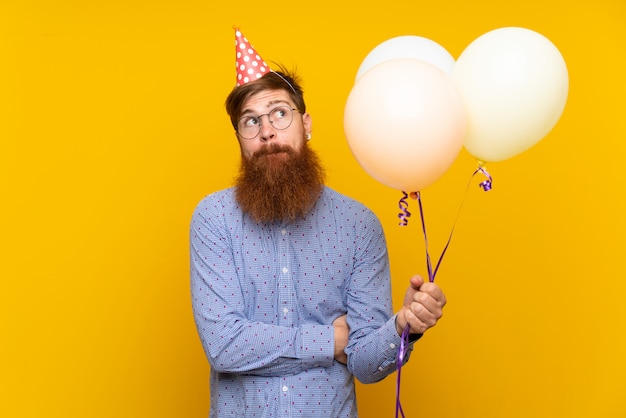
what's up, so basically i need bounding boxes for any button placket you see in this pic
[277,226,293,326]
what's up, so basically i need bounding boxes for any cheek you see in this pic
[239,141,259,158]
[292,138,306,152]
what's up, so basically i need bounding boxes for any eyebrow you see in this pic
[240,100,292,116]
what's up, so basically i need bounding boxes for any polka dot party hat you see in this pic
[235,28,271,86]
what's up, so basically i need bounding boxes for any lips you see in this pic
[254,144,293,158]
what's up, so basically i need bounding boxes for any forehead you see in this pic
[240,90,293,114]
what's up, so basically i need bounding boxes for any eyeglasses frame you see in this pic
[236,106,300,140]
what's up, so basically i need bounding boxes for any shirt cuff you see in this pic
[298,323,335,369]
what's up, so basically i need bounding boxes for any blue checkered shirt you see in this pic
[190,186,414,417]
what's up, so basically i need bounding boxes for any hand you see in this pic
[333,314,349,364]
[395,275,446,336]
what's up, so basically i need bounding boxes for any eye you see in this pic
[241,116,259,128]
[272,107,288,119]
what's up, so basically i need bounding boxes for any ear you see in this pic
[302,112,312,135]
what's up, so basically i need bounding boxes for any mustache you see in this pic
[252,143,295,158]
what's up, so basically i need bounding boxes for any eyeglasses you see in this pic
[237,106,299,140]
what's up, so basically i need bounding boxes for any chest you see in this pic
[231,224,356,324]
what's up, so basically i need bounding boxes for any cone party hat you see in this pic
[235,28,271,86]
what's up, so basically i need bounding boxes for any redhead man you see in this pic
[190,30,446,418]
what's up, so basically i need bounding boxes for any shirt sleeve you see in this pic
[343,208,418,384]
[190,195,335,377]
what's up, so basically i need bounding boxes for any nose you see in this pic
[258,115,277,142]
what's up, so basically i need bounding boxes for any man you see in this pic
[190,30,446,417]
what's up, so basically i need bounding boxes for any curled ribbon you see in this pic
[474,164,493,191]
[394,164,494,417]
[398,191,412,226]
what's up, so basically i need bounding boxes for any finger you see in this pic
[404,309,430,334]
[410,301,441,325]
[418,282,447,304]
[411,290,443,312]
[416,296,445,319]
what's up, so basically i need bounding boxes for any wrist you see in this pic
[394,311,406,336]
[395,311,423,342]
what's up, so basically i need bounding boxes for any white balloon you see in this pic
[453,27,569,162]
[345,59,466,192]
[356,35,456,81]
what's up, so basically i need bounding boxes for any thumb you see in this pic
[403,275,425,306]
[409,274,425,290]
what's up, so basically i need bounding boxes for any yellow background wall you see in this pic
[1,1,624,417]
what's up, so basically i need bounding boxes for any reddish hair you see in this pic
[225,65,306,130]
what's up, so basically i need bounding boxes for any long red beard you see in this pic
[235,142,325,224]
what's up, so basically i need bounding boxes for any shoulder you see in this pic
[319,186,381,225]
[191,187,240,221]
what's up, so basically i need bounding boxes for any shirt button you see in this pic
[282,267,288,274]
[283,308,289,314]
[281,229,287,235]
[282,386,288,392]
[389,343,396,349]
